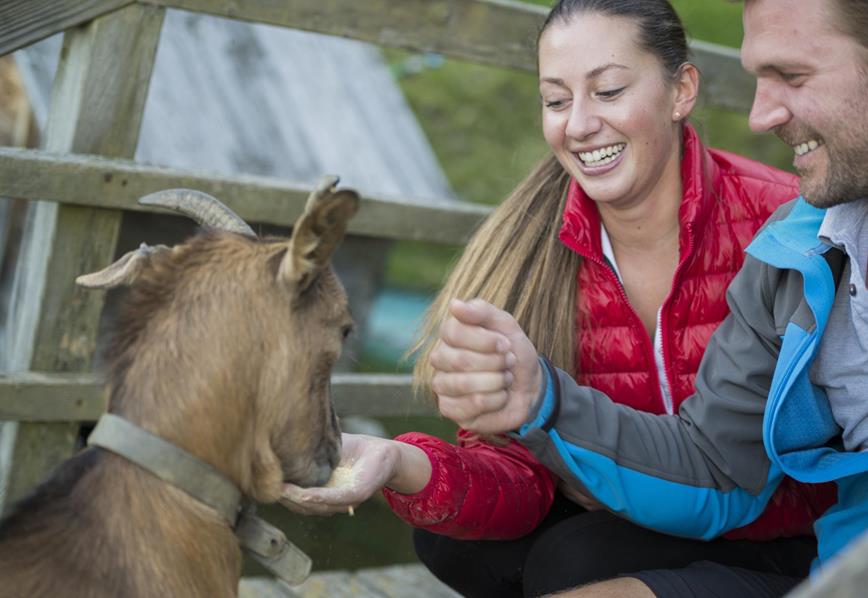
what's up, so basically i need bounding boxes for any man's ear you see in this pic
[278,176,359,294]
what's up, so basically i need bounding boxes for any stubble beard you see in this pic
[795,74,868,208]
[799,135,868,208]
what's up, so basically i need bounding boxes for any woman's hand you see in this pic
[279,433,430,516]
[431,299,543,434]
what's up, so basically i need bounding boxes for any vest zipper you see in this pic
[658,221,695,414]
[573,241,666,411]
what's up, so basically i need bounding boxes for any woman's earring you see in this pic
[674,111,681,121]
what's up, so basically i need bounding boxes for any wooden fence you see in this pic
[0,1,857,595]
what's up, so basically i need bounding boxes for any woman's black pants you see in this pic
[413,493,817,597]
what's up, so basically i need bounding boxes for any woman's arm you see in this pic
[383,430,557,540]
[279,430,557,541]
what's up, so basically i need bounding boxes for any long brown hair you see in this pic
[411,154,578,399]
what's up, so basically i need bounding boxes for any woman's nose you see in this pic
[565,102,603,141]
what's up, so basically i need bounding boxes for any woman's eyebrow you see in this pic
[586,63,629,80]
[539,63,628,86]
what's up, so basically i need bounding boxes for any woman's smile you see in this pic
[574,142,627,174]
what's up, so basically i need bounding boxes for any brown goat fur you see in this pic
[0,185,358,597]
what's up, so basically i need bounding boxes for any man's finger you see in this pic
[429,343,515,373]
[432,371,513,397]
[439,314,510,354]
[449,299,522,339]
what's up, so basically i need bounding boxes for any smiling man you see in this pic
[428,0,868,596]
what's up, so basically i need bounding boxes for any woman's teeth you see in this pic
[794,139,823,156]
[578,143,626,166]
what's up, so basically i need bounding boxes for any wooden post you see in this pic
[0,3,165,512]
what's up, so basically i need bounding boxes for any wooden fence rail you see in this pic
[0,372,430,422]
[1,0,753,111]
[0,147,489,244]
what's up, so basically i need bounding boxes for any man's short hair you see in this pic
[728,0,868,52]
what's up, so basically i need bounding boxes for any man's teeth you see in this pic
[794,139,822,156]
[578,143,626,166]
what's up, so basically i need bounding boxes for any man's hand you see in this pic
[430,298,543,434]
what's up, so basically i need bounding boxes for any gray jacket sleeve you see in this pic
[517,253,792,539]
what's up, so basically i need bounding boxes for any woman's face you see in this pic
[539,14,684,209]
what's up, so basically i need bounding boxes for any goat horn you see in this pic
[76,243,169,289]
[139,189,256,237]
[305,175,341,209]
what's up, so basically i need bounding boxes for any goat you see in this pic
[0,177,359,597]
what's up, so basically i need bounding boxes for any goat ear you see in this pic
[279,176,359,293]
[76,244,170,289]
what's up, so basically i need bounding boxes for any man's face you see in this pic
[741,0,868,207]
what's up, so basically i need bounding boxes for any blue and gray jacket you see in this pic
[518,197,868,569]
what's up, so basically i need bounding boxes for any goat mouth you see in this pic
[283,462,334,488]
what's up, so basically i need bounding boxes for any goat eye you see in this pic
[341,325,353,341]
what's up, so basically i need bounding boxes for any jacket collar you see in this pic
[558,124,716,260]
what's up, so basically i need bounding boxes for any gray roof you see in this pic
[14,9,456,204]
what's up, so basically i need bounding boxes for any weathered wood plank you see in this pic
[142,0,752,112]
[786,529,868,598]
[0,373,107,421]
[142,0,540,71]
[0,148,490,244]
[0,373,435,421]
[353,564,462,598]
[239,577,296,598]
[0,4,165,513]
[331,374,432,417]
[689,38,755,115]
[278,570,376,598]
[0,0,133,57]
[239,565,461,598]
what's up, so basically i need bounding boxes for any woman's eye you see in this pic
[595,87,625,99]
[542,98,567,110]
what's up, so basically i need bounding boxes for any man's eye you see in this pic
[544,99,566,109]
[780,72,806,84]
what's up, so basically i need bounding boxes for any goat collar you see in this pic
[87,413,311,585]
[89,413,241,520]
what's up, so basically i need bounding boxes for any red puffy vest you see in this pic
[561,125,796,414]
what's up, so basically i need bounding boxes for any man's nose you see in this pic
[748,80,791,134]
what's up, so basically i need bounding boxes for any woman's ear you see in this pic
[672,62,700,122]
